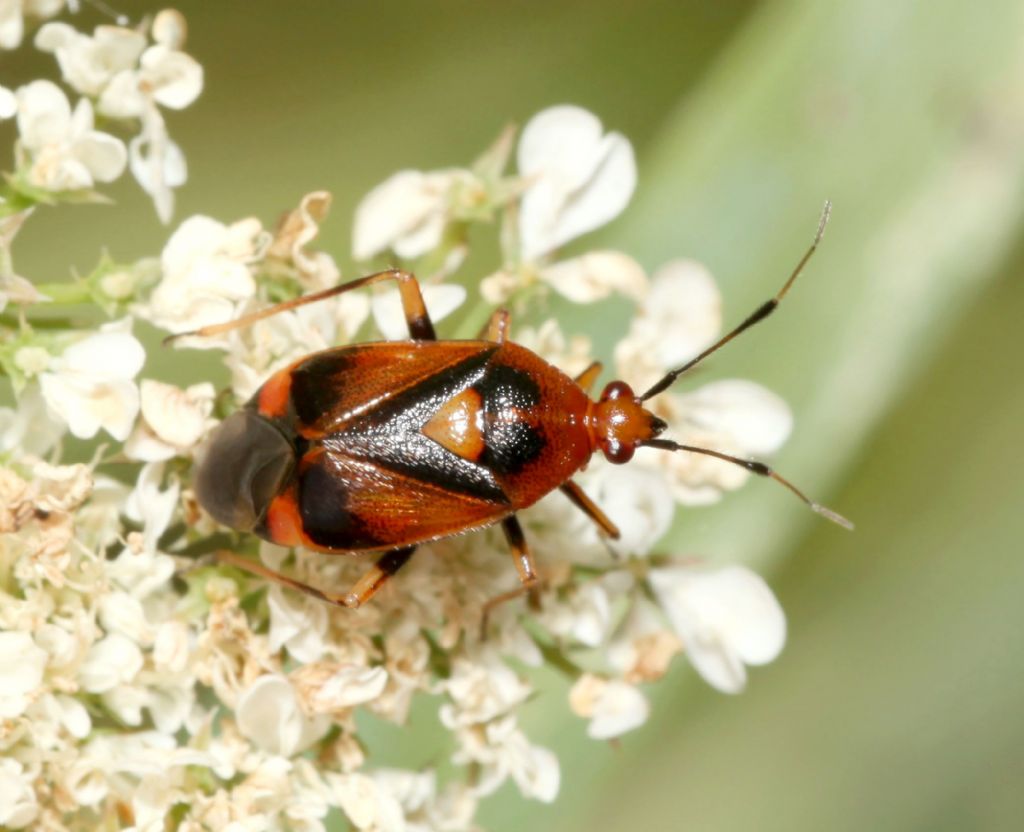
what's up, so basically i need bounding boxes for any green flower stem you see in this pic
[33,281,94,305]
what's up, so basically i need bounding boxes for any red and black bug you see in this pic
[185,203,849,618]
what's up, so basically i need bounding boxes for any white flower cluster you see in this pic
[0,7,201,221]
[2,26,798,825]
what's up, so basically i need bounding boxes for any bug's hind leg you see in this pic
[165,268,438,344]
[481,515,543,637]
[217,546,416,608]
[560,480,620,539]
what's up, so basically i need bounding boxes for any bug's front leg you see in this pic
[480,515,543,637]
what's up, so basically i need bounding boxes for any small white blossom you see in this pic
[538,249,647,304]
[453,715,560,802]
[0,83,15,118]
[652,380,793,504]
[0,0,64,50]
[0,758,38,829]
[35,22,147,97]
[0,384,64,456]
[125,379,216,461]
[267,584,330,663]
[607,596,682,684]
[267,190,341,289]
[79,632,144,694]
[371,283,466,340]
[123,461,180,557]
[14,80,127,191]
[293,662,390,714]
[353,168,472,261]
[569,673,650,739]
[38,319,145,441]
[440,650,531,728]
[648,564,787,693]
[145,214,265,337]
[332,771,407,831]
[235,673,331,756]
[573,460,675,557]
[0,630,47,717]
[517,104,636,260]
[614,259,722,389]
[539,580,612,647]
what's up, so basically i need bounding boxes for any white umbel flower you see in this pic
[654,380,793,504]
[14,80,127,191]
[35,22,146,97]
[0,0,64,50]
[236,673,331,757]
[38,319,145,441]
[0,631,47,718]
[353,168,472,261]
[517,105,636,260]
[124,379,216,461]
[0,758,39,829]
[648,564,787,693]
[145,214,264,337]
[569,673,650,739]
[538,249,647,304]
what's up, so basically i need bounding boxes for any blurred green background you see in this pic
[5,0,1024,829]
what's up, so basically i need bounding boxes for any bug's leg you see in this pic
[343,546,417,608]
[165,268,437,344]
[573,361,603,394]
[216,546,416,608]
[559,480,620,539]
[481,515,543,637]
[479,308,510,343]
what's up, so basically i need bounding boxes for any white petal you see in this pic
[97,69,146,119]
[637,259,723,370]
[0,632,47,717]
[0,3,25,50]
[352,169,447,260]
[152,9,188,49]
[236,674,330,757]
[540,250,647,304]
[0,85,15,119]
[139,45,203,109]
[569,675,650,740]
[16,79,71,150]
[33,21,76,53]
[139,379,214,451]
[79,634,143,693]
[124,461,179,551]
[61,329,145,379]
[575,461,674,556]
[678,379,793,455]
[518,105,636,260]
[649,565,786,693]
[70,129,127,182]
[371,283,466,340]
[304,665,389,712]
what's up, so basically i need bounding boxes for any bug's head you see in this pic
[590,380,668,465]
[193,409,295,532]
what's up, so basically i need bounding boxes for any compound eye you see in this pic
[193,410,294,531]
[604,441,635,465]
[600,380,634,402]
